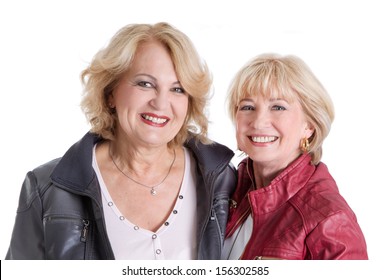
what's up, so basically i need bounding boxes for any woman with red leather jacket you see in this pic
[222,53,368,260]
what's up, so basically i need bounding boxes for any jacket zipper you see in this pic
[239,196,256,259]
[43,215,90,243]
[228,206,251,236]
[226,189,252,238]
[198,167,227,257]
[53,182,116,259]
[80,219,90,242]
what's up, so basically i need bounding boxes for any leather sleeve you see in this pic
[213,163,237,240]
[198,162,237,259]
[305,210,368,260]
[6,171,46,259]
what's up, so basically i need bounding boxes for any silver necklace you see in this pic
[109,145,176,196]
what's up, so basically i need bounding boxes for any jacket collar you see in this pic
[248,153,315,214]
[227,153,315,236]
[185,136,234,177]
[50,132,234,193]
[50,132,102,193]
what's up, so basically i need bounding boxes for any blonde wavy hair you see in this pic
[80,22,212,146]
[227,53,334,165]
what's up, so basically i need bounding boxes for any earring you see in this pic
[300,138,310,153]
[107,102,116,113]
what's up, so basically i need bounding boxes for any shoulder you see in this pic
[185,136,235,171]
[292,162,358,227]
[17,158,61,211]
[185,136,237,196]
[17,132,99,208]
[32,158,61,185]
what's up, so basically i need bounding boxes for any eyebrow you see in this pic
[134,73,181,86]
[134,73,157,82]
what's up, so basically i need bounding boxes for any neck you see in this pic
[251,164,276,189]
[250,152,302,189]
[109,140,175,178]
[252,159,289,189]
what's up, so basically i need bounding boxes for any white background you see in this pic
[1,0,389,269]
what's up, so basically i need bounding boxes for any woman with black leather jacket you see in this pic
[6,22,236,260]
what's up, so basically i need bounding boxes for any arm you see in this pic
[305,210,368,260]
[6,171,45,259]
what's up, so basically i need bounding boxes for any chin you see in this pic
[145,135,175,146]
[246,152,275,163]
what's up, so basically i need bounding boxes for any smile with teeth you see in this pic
[250,136,278,143]
[141,114,169,124]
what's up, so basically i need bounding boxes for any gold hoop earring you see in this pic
[300,138,310,153]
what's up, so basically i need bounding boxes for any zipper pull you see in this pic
[80,219,90,242]
[229,199,238,209]
[210,209,216,221]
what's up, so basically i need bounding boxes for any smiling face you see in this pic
[236,92,314,171]
[110,40,189,148]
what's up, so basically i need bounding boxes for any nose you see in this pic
[251,109,271,129]
[149,89,169,110]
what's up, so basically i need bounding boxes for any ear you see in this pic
[304,122,315,139]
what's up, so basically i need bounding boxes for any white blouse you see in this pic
[93,146,197,259]
[221,215,253,260]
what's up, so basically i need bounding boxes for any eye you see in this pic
[272,105,286,111]
[137,81,154,88]
[171,87,186,94]
[239,105,255,111]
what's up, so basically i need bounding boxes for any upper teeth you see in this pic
[142,114,168,124]
[251,136,277,143]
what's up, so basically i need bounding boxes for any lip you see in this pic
[248,135,279,146]
[140,112,170,127]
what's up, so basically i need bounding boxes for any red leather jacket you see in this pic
[226,154,368,260]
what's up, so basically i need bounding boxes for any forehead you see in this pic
[235,56,307,104]
[132,40,171,65]
[125,40,178,81]
[238,83,297,103]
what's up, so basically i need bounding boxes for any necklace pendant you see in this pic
[151,188,157,196]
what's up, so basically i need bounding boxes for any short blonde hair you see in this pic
[80,22,212,146]
[227,53,334,164]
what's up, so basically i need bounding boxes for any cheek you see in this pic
[235,130,246,151]
[280,120,307,144]
[115,90,143,111]
[175,98,189,120]
[235,119,249,144]
[235,114,247,130]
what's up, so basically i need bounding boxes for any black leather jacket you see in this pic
[6,132,236,260]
